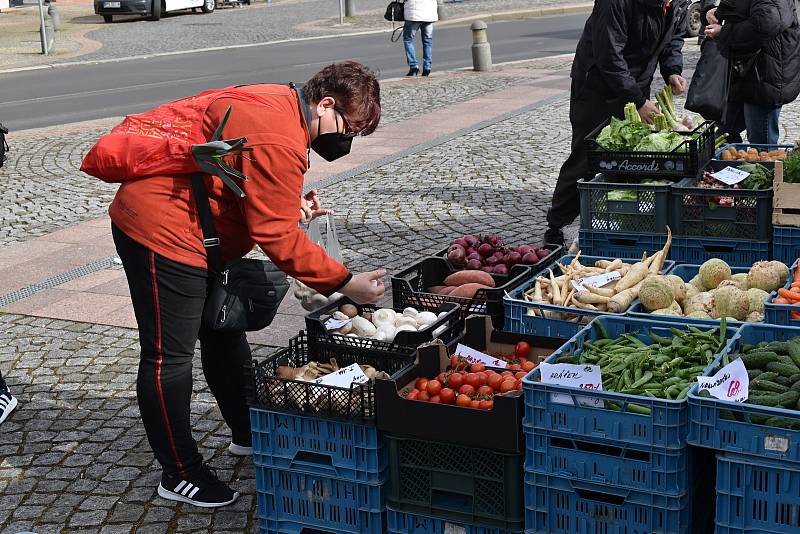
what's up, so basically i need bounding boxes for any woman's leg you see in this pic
[421,22,434,72]
[743,103,782,144]
[403,21,420,69]
[112,224,208,479]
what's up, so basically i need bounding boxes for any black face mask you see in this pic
[310,113,353,162]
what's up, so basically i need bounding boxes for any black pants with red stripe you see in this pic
[113,224,252,478]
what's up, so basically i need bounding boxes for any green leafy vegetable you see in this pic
[784,150,800,184]
[737,163,773,190]
[634,131,684,153]
[596,117,652,151]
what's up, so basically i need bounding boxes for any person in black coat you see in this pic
[704,0,800,144]
[544,0,689,247]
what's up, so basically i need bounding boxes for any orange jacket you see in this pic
[87,84,350,295]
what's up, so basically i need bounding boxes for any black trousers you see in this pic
[546,80,630,231]
[112,224,252,478]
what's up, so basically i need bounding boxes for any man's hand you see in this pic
[342,270,387,304]
[668,74,688,96]
[638,100,659,124]
[300,190,333,223]
[705,23,722,40]
[706,7,718,24]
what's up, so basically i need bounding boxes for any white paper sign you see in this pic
[323,317,351,331]
[314,363,369,389]
[712,166,750,186]
[572,272,621,293]
[454,344,507,369]
[443,523,466,534]
[697,358,749,403]
[539,362,604,407]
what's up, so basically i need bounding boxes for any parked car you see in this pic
[686,0,703,37]
[95,0,215,22]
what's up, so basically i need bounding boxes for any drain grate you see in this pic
[0,256,118,308]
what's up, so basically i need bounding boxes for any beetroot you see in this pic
[485,255,499,266]
[467,252,481,262]
[464,235,479,247]
[453,238,469,249]
[505,251,522,265]
[480,266,494,273]
[522,252,540,265]
[447,247,467,267]
[478,243,494,257]
[536,248,551,260]
[493,264,509,275]
[466,259,482,270]
[493,251,505,260]
[517,245,533,256]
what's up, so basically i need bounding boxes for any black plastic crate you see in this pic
[578,174,672,233]
[585,119,716,178]
[249,332,415,424]
[386,434,524,531]
[306,298,462,355]
[670,161,773,241]
[391,254,560,330]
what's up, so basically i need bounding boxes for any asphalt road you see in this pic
[0,14,586,130]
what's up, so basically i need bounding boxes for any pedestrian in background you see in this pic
[703,0,800,144]
[403,0,438,76]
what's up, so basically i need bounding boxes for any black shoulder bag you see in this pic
[0,122,8,168]
[384,0,405,42]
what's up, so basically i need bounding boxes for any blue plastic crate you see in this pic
[687,323,800,462]
[386,508,522,534]
[715,453,800,534]
[764,259,800,327]
[255,465,386,534]
[628,264,758,327]
[670,236,770,267]
[578,230,669,259]
[503,254,675,339]
[523,427,689,495]
[523,471,690,534]
[522,316,737,449]
[250,407,386,484]
[772,226,800,267]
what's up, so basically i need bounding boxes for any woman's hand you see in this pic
[300,190,333,223]
[706,7,718,25]
[341,270,387,304]
[705,23,722,40]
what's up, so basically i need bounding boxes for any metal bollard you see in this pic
[437,0,446,21]
[471,21,492,72]
[48,3,61,31]
[344,0,355,17]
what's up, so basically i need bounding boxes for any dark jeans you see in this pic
[719,101,782,144]
[546,79,629,234]
[112,224,252,478]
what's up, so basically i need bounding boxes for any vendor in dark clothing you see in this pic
[544,0,689,247]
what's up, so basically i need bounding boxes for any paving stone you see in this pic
[69,509,109,528]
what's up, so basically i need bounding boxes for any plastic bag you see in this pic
[293,214,345,310]
[685,39,731,122]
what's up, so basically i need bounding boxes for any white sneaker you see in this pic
[228,442,253,456]
[0,388,18,426]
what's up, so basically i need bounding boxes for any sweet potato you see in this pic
[444,270,495,288]
[428,285,449,294]
[449,283,491,298]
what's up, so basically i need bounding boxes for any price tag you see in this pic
[323,317,351,331]
[764,435,790,454]
[712,166,750,186]
[314,363,369,388]
[539,362,604,407]
[572,271,621,293]
[443,523,466,534]
[454,344,507,369]
[697,358,749,403]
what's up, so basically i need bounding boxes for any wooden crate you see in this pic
[773,161,800,226]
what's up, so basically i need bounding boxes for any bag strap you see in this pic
[191,173,225,274]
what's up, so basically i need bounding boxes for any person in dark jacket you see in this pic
[704,0,800,144]
[544,0,688,247]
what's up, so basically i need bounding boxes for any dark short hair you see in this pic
[303,61,381,136]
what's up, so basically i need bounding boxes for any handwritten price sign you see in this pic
[697,358,749,403]
[454,344,507,369]
[540,362,604,407]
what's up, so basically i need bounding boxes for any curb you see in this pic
[0,3,592,75]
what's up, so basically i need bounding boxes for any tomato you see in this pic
[515,341,532,359]
[477,385,494,397]
[439,388,455,404]
[522,360,536,372]
[471,362,486,373]
[426,379,443,396]
[500,379,516,393]
[475,372,489,385]
[436,373,446,384]
[487,374,504,391]
[456,394,472,407]
[450,355,460,369]
[429,395,441,404]
[515,371,527,380]
[415,378,428,391]
[470,400,481,408]
[465,373,482,388]
[501,371,515,378]
[479,399,494,410]
[448,373,464,389]
[418,390,431,402]
[458,384,476,397]
[516,379,523,390]
[405,389,419,400]
[484,369,496,376]
[509,364,521,371]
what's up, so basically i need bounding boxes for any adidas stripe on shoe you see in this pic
[0,388,17,426]
[157,464,238,508]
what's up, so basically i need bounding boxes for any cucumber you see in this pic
[788,342,800,369]
[764,416,800,430]
[765,341,790,354]
[789,373,800,384]
[751,380,790,394]
[755,372,781,383]
[773,375,792,387]
[749,391,799,408]
[748,369,764,380]
[766,361,800,378]
[741,351,781,369]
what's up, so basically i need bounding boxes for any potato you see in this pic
[449,283,491,298]
[443,270,495,288]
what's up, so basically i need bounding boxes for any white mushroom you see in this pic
[351,315,378,337]
[376,324,397,343]
[437,311,448,319]
[416,311,438,327]
[373,330,388,342]
[395,324,417,338]
[372,308,397,328]
[402,307,419,318]
[332,311,350,321]
[339,303,358,318]
[335,322,353,335]
[395,316,418,329]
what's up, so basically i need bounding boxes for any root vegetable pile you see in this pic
[446,234,553,275]
[552,319,729,413]
[719,146,789,162]
[428,270,496,299]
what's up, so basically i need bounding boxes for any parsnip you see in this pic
[648,251,663,274]
[604,259,623,272]
[549,270,562,306]
[574,291,611,304]
[615,262,649,292]
[652,226,672,274]
[608,279,646,313]
[585,284,615,298]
